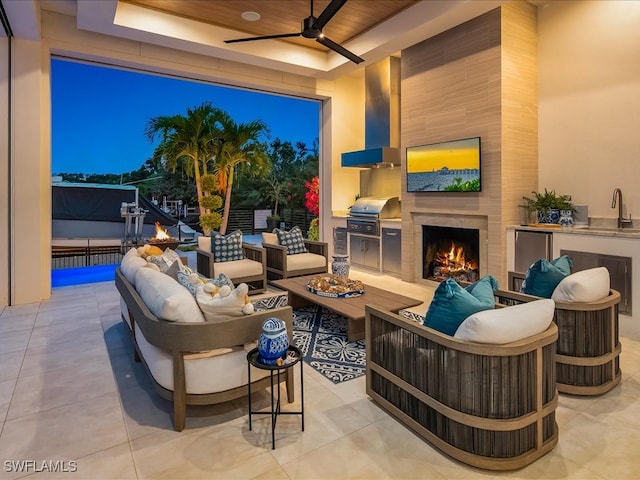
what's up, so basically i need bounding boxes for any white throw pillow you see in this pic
[120,247,147,285]
[134,267,205,323]
[551,267,610,303]
[195,283,253,322]
[454,299,554,344]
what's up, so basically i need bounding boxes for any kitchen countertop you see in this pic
[509,224,640,239]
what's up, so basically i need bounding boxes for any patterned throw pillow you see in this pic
[177,269,235,297]
[275,226,308,255]
[211,230,245,262]
[148,248,182,273]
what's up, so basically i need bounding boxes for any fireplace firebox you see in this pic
[423,226,480,282]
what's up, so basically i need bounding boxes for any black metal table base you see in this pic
[247,346,304,449]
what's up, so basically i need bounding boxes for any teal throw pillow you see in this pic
[211,230,245,262]
[275,226,308,255]
[520,255,573,298]
[424,275,497,336]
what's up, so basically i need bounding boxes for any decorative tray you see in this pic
[306,274,364,298]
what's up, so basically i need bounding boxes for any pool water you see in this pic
[52,264,119,287]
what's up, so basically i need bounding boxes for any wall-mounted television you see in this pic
[406,137,481,192]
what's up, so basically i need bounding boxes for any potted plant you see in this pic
[522,189,575,224]
[266,213,281,232]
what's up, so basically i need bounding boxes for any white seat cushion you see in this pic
[551,267,610,303]
[120,247,147,285]
[214,258,263,278]
[454,299,554,344]
[134,323,268,394]
[262,232,278,245]
[286,252,326,272]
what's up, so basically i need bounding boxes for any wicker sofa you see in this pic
[115,266,294,431]
[496,271,622,396]
[365,304,559,471]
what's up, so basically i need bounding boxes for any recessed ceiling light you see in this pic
[241,11,261,22]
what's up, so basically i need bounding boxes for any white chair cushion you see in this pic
[286,252,326,272]
[454,299,554,344]
[134,323,268,394]
[120,247,147,285]
[134,267,205,323]
[198,236,211,251]
[551,267,610,303]
[214,258,263,278]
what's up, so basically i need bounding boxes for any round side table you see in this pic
[246,345,304,449]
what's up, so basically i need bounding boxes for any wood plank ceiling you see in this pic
[123,0,417,52]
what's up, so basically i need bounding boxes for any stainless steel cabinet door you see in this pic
[515,230,552,272]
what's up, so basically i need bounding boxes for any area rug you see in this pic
[292,305,366,384]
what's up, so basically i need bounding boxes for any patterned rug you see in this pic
[292,305,366,384]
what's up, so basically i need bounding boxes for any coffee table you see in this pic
[271,275,423,341]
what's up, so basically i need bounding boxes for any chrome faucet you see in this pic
[612,188,633,228]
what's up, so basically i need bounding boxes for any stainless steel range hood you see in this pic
[341,57,401,168]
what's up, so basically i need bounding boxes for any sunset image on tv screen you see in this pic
[406,137,480,192]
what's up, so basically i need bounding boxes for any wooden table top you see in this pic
[271,275,424,321]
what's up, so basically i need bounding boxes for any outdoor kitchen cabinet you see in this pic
[350,234,380,271]
[381,228,401,275]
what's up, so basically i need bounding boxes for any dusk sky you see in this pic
[51,58,320,175]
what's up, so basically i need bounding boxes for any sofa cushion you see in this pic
[275,226,308,255]
[454,299,555,344]
[520,255,573,298]
[134,267,205,323]
[211,230,245,262]
[552,266,610,303]
[424,276,497,336]
[134,323,269,394]
[120,247,147,285]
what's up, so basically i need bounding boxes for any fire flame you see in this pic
[435,241,478,273]
[152,222,171,241]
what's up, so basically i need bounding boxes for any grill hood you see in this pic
[341,57,401,168]
[349,196,401,218]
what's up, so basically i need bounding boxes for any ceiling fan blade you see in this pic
[225,32,301,44]
[317,36,364,64]
[312,0,348,31]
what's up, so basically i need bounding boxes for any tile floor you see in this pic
[1,268,640,479]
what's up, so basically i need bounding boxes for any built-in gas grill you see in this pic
[347,196,401,236]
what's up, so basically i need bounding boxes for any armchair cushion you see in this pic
[287,252,327,271]
[551,266,610,303]
[424,276,497,336]
[211,230,245,262]
[454,298,555,344]
[213,258,263,279]
[262,232,278,245]
[275,226,308,255]
[521,255,572,298]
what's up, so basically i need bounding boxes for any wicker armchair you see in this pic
[263,238,328,281]
[365,304,559,471]
[196,237,267,294]
[497,272,622,396]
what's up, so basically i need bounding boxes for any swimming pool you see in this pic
[51,264,119,287]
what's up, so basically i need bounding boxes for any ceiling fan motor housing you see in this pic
[302,16,321,38]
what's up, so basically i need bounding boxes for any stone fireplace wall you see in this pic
[400,1,537,287]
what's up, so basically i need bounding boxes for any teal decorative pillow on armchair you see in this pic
[424,275,498,336]
[520,255,572,298]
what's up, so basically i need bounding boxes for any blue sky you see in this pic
[51,59,320,175]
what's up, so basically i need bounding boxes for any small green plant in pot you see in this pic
[522,189,575,224]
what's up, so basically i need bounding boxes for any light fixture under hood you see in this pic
[342,57,400,168]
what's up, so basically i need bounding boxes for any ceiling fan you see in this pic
[224,0,364,64]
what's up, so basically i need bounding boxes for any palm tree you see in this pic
[145,102,224,234]
[212,113,270,234]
